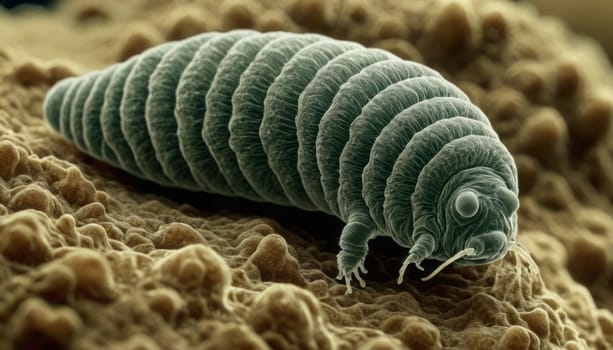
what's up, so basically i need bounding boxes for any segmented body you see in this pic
[44,30,519,293]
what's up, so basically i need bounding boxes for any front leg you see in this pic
[336,217,376,294]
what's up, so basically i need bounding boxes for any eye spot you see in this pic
[455,190,479,218]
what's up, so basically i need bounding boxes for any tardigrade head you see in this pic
[411,167,519,281]
[397,167,519,284]
[443,173,519,266]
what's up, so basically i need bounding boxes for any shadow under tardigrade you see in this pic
[93,155,432,284]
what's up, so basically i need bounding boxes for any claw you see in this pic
[358,261,368,274]
[338,265,367,295]
[397,253,423,285]
[397,234,435,284]
[344,274,353,295]
[354,270,366,288]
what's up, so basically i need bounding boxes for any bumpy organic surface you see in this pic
[1,0,613,349]
[43,30,520,293]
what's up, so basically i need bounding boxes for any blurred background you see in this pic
[527,0,613,61]
[0,0,53,9]
[7,0,611,61]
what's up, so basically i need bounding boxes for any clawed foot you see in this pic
[397,253,424,285]
[396,234,434,284]
[336,260,368,295]
[336,217,374,294]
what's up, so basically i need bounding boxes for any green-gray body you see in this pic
[44,30,519,292]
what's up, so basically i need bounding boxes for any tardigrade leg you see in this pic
[397,233,435,284]
[336,215,375,294]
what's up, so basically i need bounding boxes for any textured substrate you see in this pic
[0,0,612,349]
